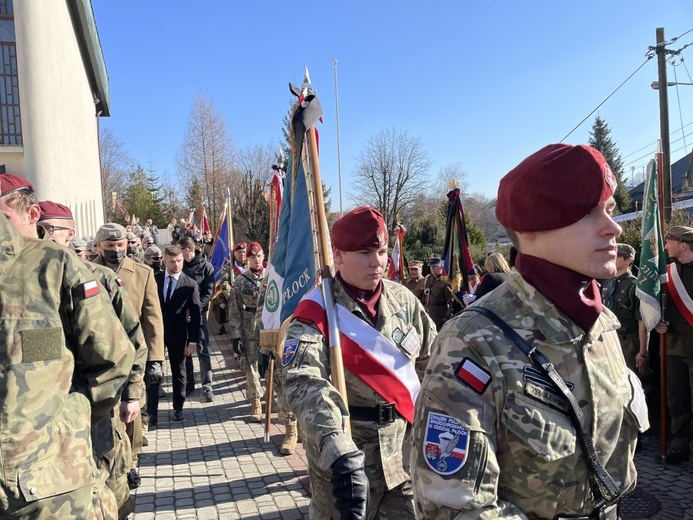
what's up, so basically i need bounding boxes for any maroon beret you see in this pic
[234,242,247,251]
[248,242,263,255]
[38,200,73,221]
[0,173,33,196]
[331,206,389,251]
[496,144,617,232]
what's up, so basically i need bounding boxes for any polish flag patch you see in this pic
[82,280,100,299]
[455,358,491,394]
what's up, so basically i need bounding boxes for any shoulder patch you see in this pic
[282,338,299,367]
[423,411,470,475]
[82,280,100,299]
[116,277,124,287]
[455,358,491,394]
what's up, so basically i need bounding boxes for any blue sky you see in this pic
[93,1,693,211]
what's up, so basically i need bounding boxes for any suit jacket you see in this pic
[155,270,201,350]
[92,255,165,362]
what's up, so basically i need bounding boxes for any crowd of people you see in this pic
[2,141,693,519]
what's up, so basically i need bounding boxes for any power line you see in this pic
[560,57,653,142]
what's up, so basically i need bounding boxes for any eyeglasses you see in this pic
[147,256,162,262]
[37,224,72,235]
[128,240,138,245]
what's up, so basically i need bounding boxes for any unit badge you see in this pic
[423,411,470,475]
[282,339,299,367]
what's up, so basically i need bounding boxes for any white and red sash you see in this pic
[667,263,693,327]
[292,287,420,423]
[234,261,245,276]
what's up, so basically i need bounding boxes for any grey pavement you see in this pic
[128,319,693,519]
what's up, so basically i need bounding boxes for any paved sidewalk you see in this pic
[129,323,693,519]
[131,328,310,519]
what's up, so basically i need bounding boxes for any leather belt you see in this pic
[349,403,396,424]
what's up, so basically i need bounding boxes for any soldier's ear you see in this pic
[28,204,41,225]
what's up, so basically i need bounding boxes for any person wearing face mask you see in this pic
[125,232,145,264]
[93,223,165,490]
[144,245,164,274]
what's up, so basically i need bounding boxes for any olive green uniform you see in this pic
[601,271,641,372]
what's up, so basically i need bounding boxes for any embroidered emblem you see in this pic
[282,339,299,367]
[391,327,405,344]
[455,358,491,394]
[423,411,470,475]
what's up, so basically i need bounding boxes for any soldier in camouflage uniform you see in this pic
[0,174,135,519]
[404,260,425,303]
[282,207,436,519]
[216,242,248,336]
[601,243,650,375]
[126,232,145,264]
[228,241,267,422]
[411,144,648,519]
[38,200,148,519]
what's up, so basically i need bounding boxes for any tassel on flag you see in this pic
[442,188,474,296]
[636,159,668,330]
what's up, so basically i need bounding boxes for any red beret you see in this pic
[331,206,389,251]
[38,200,73,221]
[248,242,263,255]
[0,173,33,196]
[496,143,617,232]
[234,242,247,251]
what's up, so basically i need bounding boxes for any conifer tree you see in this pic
[588,116,633,213]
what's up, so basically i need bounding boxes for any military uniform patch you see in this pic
[116,277,124,287]
[423,411,470,475]
[455,358,491,394]
[282,339,299,367]
[82,280,100,299]
[523,365,572,412]
[392,327,405,344]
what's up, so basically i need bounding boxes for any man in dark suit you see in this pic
[152,244,201,422]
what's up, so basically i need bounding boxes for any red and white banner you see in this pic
[667,263,693,327]
[388,224,406,283]
[292,287,420,423]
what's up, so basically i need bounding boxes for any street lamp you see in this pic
[651,81,693,89]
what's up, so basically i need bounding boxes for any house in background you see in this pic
[628,152,693,208]
[0,0,109,238]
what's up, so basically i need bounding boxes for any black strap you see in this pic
[464,306,621,505]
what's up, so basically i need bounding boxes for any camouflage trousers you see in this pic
[9,471,118,520]
[240,337,263,401]
[272,359,295,425]
[105,414,135,519]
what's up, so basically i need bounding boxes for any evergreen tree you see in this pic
[588,116,633,213]
[122,164,167,225]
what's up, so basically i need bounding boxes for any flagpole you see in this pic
[333,59,344,218]
[656,141,669,465]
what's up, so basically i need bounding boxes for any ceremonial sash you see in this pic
[293,287,420,423]
[667,263,693,327]
[234,262,245,276]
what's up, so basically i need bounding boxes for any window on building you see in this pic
[0,0,20,146]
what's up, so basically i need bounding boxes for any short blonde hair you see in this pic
[485,252,510,273]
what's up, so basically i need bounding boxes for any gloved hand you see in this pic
[232,338,243,359]
[145,361,164,386]
[331,451,368,520]
[462,293,477,305]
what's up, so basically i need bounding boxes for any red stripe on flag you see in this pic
[83,280,99,299]
[455,358,491,394]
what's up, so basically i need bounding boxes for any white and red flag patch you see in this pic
[82,280,100,299]
[455,358,491,394]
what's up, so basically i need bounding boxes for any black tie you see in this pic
[166,275,174,302]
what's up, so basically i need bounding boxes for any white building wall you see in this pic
[13,2,104,238]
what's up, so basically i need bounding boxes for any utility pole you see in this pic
[656,27,673,221]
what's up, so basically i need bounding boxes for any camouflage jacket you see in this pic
[0,216,134,513]
[228,269,267,342]
[601,271,641,338]
[282,279,437,491]
[411,270,648,519]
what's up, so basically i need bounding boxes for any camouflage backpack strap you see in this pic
[464,306,622,512]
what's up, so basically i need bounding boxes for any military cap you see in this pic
[408,260,423,268]
[86,240,95,251]
[125,231,137,240]
[142,235,155,246]
[234,242,247,251]
[71,237,87,249]
[248,242,263,256]
[38,200,73,221]
[616,243,635,259]
[428,255,443,267]
[496,144,617,232]
[331,206,388,252]
[94,223,128,243]
[145,245,162,257]
[666,225,693,244]
[0,173,33,196]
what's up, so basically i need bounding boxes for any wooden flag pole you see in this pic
[305,124,351,436]
[656,146,669,465]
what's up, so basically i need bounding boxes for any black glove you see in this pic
[331,451,368,520]
[232,338,243,359]
[145,361,163,386]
